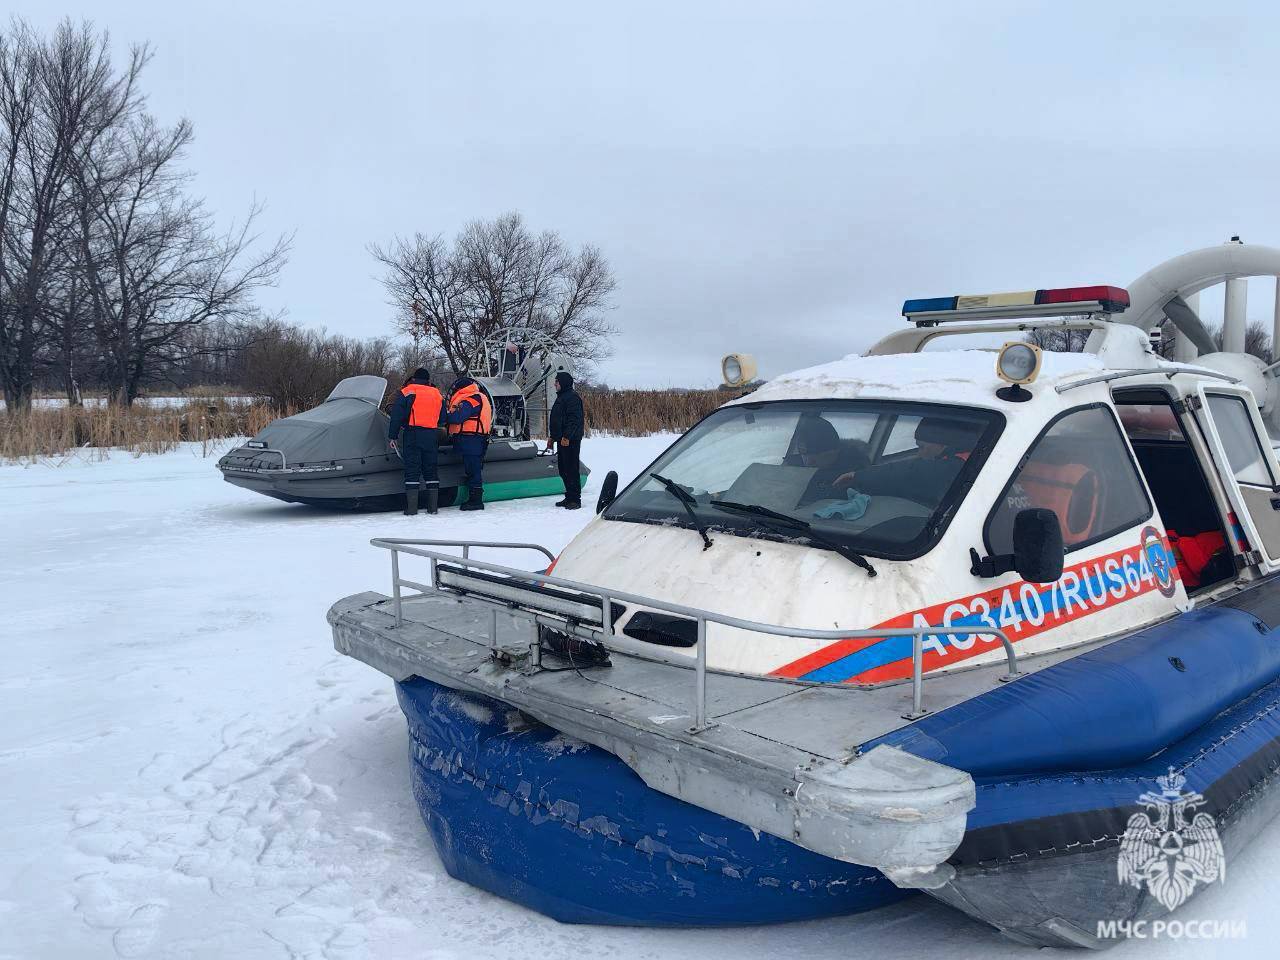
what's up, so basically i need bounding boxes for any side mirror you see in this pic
[1012,508,1064,583]
[596,470,619,514]
[970,508,1064,583]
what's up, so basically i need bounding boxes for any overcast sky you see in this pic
[14,0,1280,386]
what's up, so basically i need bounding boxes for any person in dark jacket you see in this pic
[547,371,585,508]
[388,368,444,515]
[445,376,493,511]
[791,415,866,506]
[830,416,982,508]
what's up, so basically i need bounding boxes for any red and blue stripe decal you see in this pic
[771,529,1179,684]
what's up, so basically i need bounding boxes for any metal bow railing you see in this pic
[369,538,1019,730]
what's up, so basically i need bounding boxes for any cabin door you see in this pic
[1192,384,1280,572]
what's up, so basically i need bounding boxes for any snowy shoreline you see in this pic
[1,395,253,411]
[0,439,1273,958]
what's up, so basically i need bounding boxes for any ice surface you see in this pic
[0,436,1274,958]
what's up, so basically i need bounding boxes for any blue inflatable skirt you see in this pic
[395,677,908,926]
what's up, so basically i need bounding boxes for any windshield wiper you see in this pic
[650,473,713,550]
[709,499,878,578]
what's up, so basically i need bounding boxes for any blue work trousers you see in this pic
[454,434,488,490]
[401,427,439,490]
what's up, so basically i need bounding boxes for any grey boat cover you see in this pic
[252,376,391,464]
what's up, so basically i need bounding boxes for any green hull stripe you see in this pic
[450,473,588,505]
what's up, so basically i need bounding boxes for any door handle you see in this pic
[1271,497,1280,511]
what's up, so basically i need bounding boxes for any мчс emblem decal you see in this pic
[1118,767,1226,911]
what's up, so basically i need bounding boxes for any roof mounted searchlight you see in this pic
[722,353,758,388]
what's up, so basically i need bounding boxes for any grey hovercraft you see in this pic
[218,329,588,509]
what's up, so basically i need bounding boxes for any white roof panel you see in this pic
[729,350,1105,409]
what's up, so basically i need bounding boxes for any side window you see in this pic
[1206,394,1274,487]
[1117,402,1185,442]
[883,416,920,456]
[987,406,1152,554]
[821,411,878,443]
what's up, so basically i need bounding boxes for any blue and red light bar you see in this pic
[902,285,1130,320]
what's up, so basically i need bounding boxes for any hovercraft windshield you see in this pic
[325,374,390,405]
[603,399,1003,561]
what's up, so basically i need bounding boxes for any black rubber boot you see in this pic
[426,486,439,515]
[459,487,485,511]
[555,498,569,507]
[404,488,419,516]
[563,500,582,510]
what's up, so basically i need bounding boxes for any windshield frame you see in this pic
[603,397,1006,561]
[325,375,389,405]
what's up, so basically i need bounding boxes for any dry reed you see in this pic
[1,388,739,462]
[0,399,277,463]
[579,388,743,437]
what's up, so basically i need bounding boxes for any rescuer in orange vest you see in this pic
[445,376,493,511]
[388,367,444,515]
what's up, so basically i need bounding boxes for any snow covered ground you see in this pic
[1,436,1276,958]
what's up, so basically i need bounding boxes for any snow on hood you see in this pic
[730,350,1106,408]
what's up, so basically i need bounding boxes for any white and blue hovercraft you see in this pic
[330,242,1280,946]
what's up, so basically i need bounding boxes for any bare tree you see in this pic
[40,261,93,403]
[237,320,399,410]
[1024,321,1092,353]
[0,25,37,408]
[1206,320,1273,363]
[370,211,616,377]
[375,232,464,369]
[0,19,146,409]
[73,114,290,405]
[1,18,290,409]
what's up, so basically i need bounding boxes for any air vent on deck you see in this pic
[623,611,699,648]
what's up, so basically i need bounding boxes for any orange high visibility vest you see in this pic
[447,383,493,436]
[401,383,444,428]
